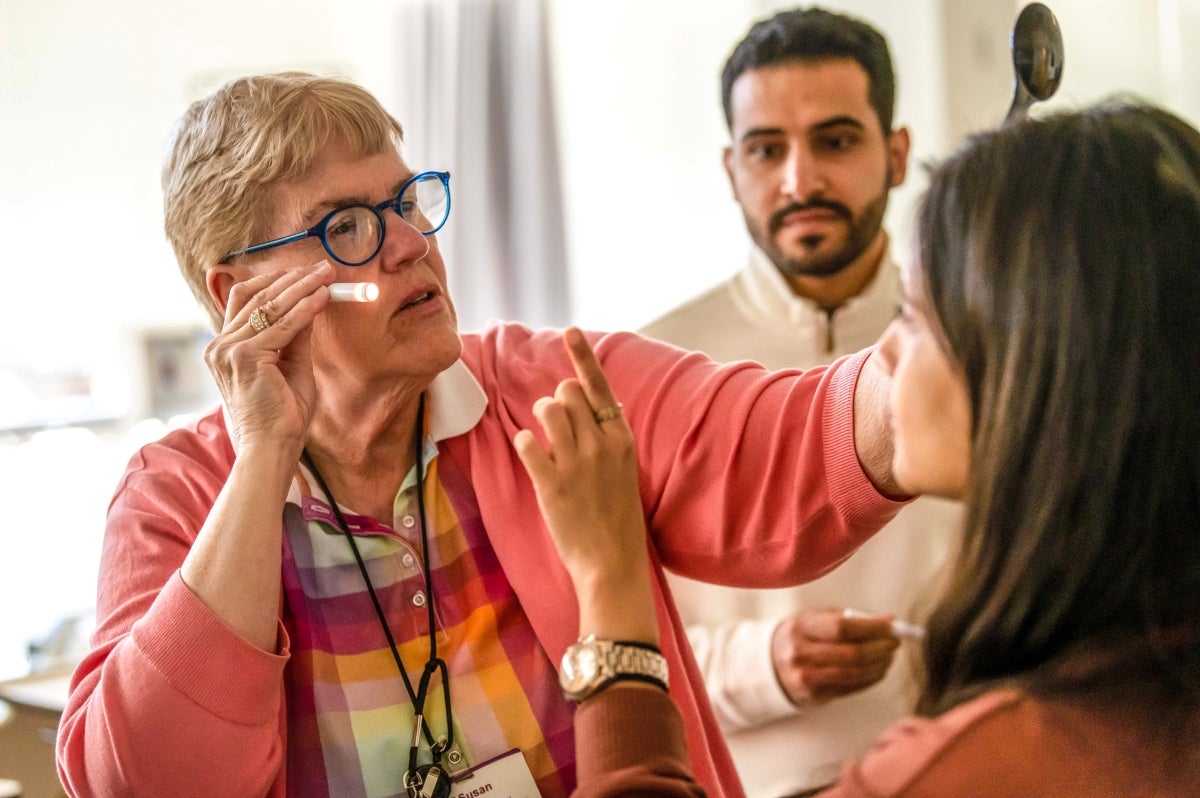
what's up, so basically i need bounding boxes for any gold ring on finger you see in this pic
[593,403,624,424]
[249,307,271,333]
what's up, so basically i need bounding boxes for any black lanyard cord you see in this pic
[299,393,454,760]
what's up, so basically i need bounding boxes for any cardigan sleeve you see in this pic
[621,340,903,585]
[468,326,904,591]
[56,412,290,798]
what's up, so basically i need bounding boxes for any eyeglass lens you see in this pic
[399,173,449,234]
[323,174,449,265]
[324,208,383,265]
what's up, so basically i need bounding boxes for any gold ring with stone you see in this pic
[249,307,271,332]
[593,403,624,424]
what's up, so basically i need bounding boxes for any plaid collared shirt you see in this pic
[278,442,575,797]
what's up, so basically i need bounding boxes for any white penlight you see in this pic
[842,607,926,641]
[328,282,380,303]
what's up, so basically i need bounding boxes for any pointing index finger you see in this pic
[563,327,619,414]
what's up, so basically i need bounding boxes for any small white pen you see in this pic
[889,619,926,642]
[842,607,926,641]
[328,282,379,302]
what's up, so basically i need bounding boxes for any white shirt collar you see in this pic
[738,243,901,328]
[424,357,488,443]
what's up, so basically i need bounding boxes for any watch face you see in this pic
[560,641,601,695]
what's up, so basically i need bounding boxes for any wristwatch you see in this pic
[559,635,669,702]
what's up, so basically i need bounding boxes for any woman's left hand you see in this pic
[514,328,657,642]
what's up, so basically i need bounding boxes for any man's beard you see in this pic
[749,178,890,279]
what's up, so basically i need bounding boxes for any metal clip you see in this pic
[441,742,469,776]
[418,766,443,798]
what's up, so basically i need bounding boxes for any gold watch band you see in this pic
[559,635,670,701]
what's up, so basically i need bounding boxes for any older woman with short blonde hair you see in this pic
[56,72,903,798]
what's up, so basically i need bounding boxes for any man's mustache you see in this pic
[769,199,852,235]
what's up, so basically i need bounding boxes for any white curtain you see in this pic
[392,0,571,331]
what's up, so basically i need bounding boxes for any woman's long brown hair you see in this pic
[914,104,1200,723]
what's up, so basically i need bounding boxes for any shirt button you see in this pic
[412,591,427,607]
[401,515,417,529]
[402,553,415,568]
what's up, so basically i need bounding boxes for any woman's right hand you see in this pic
[182,261,334,650]
[203,261,335,456]
[514,328,658,644]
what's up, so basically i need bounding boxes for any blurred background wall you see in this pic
[0,0,1197,679]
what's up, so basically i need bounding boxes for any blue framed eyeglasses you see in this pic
[223,170,451,266]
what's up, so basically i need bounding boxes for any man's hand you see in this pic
[770,608,900,705]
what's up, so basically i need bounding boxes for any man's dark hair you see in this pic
[721,6,896,133]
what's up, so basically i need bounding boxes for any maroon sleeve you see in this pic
[572,685,707,798]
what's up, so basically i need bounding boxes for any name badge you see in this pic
[450,748,539,798]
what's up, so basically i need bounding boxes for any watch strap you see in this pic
[605,641,669,690]
[601,671,668,693]
[560,635,670,702]
[611,639,661,653]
